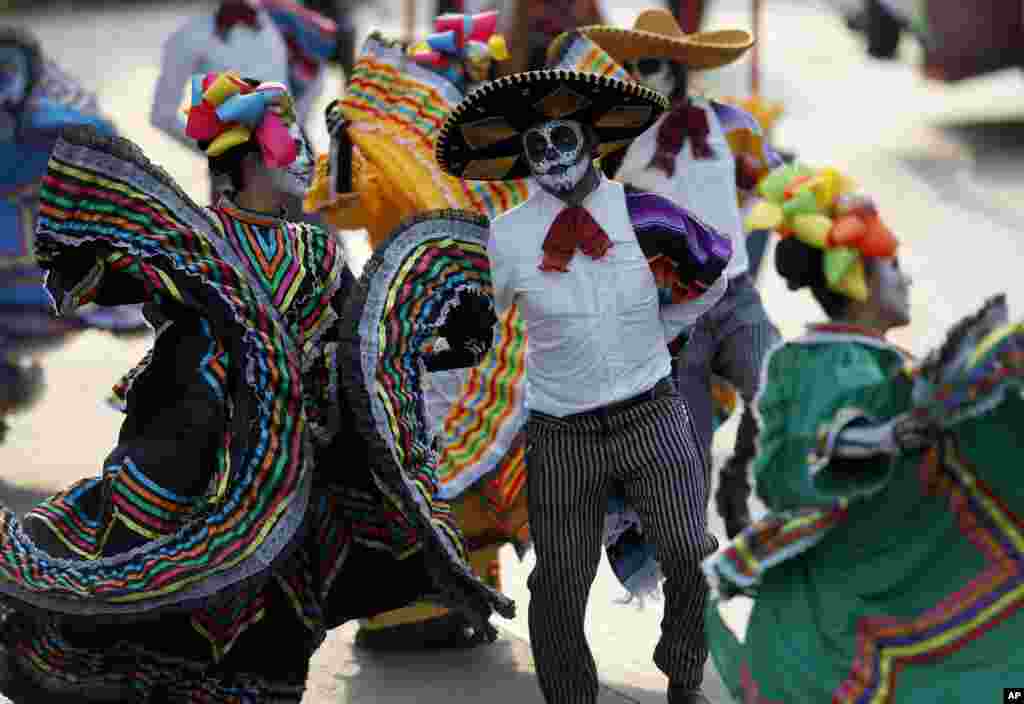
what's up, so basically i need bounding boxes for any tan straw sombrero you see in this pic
[579,8,753,70]
[436,69,668,181]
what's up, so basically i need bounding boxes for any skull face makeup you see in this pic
[626,58,682,100]
[522,119,591,196]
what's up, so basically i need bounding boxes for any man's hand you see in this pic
[423,290,497,372]
[891,412,942,452]
[325,98,345,137]
[438,290,497,353]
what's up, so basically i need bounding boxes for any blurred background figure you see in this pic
[842,0,907,60]
[496,0,606,71]
[303,0,364,75]
[836,0,1022,82]
[589,8,782,539]
[0,27,148,445]
[150,0,335,212]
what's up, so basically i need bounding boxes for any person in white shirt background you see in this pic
[150,0,330,210]
[586,9,784,539]
[436,68,732,704]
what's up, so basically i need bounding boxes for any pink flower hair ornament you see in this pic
[184,71,298,169]
[408,11,509,85]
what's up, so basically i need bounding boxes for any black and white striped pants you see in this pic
[525,386,717,703]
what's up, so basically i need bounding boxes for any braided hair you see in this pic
[774,236,874,320]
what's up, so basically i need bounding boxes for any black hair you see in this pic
[774,236,877,320]
[201,77,262,193]
[666,61,689,103]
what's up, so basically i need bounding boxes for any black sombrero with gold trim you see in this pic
[435,69,668,181]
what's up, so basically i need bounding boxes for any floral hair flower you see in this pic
[408,12,509,85]
[183,71,298,168]
[745,162,898,301]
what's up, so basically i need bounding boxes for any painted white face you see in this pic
[870,257,912,328]
[522,119,589,195]
[268,122,315,197]
[626,58,677,98]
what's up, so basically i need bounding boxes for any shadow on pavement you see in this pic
[305,625,663,703]
[343,639,547,702]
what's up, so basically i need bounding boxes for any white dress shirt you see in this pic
[616,96,749,279]
[150,11,291,152]
[488,176,725,418]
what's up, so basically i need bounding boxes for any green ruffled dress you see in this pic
[703,310,1024,703]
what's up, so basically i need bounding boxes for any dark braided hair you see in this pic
[774,236,871,320]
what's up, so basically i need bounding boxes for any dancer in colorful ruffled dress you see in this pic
[702,163,1024,702]
[0,28,148,444]
[576,9,784,539]
[0,74,511,703]
[151,0,335,208]
[304,11,530,650]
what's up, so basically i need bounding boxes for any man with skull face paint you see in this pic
[437,69,733,704]
[581,10,785,539]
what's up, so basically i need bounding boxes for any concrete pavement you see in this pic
[305,624,670,704]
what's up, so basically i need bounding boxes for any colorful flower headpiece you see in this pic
[184,71,298,168]
[745,162,898,301]
[408,11,509,85]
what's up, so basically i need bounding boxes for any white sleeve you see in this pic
[487,227,516,316]
[150,24,202,150]
[293,67,325,132]
[659,271,727,342]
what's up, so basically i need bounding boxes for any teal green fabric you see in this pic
[706,327,1024,703]
[751,336,909,511]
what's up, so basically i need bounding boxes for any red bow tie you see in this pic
[215,1,262,39]
[648,101,713,177]
[539,206,613,273]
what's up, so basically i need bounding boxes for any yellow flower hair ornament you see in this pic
[184,71,298,168]
[745,162,899,301]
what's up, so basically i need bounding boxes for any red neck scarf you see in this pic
[539,206,613,273]
[648,99,713,177]
[215,1,262,39]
